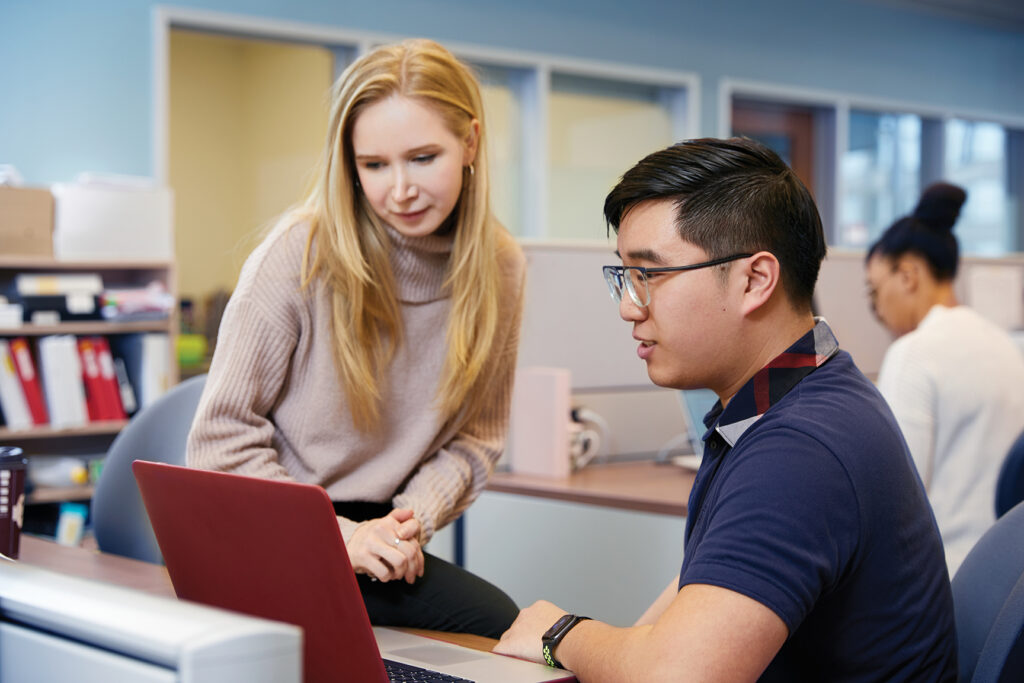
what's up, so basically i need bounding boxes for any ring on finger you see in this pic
[393,537,402,547]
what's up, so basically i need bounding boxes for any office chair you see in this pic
[951,500,1024,682]
[91,373,207,564]
[995,429,1024,519]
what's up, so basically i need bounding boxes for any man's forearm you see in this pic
[557,620,655,682]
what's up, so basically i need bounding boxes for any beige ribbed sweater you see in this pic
[186,218,525,544]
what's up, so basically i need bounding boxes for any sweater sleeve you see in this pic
[186,227,304,482]
[393,249,526,543]
[877,338,937,488]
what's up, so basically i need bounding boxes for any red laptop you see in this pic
[132,460,574,683]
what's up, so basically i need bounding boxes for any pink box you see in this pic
[508,367,571,478]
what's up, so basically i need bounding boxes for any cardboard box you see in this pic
[0,186,54,257]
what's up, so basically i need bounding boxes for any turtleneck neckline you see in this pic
[384,223,455,304]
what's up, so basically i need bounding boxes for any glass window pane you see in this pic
[471,63,525,237]
[945,119,1009,256]
[840,110,921,248]
[548,73,676,242]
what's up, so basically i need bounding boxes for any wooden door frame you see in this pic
[731,98,817,196]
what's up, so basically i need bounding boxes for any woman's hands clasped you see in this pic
[346,508,425,584]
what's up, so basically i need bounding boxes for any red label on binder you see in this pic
[94,337,126,420]
[9,338,48,426]
[77,337,108,422]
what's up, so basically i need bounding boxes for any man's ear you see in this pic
[738,251,781,316]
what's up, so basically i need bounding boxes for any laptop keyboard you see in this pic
[383,658,475,683]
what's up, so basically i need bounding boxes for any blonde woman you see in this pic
[187,39,525,637]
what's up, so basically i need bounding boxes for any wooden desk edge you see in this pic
[17,536,498,654]
[485,480,687,516]
[395,627,498,653]
[18,534,175,598]
[486,461,692,517]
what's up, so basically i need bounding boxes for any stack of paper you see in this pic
[14,273,104,322]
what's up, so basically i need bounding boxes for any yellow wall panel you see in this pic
[170,31,331,308]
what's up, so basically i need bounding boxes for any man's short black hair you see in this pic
[604,137,826,311]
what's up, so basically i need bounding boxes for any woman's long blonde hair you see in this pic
[298,39,501,432]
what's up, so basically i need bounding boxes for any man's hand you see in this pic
[345,508,425,583]
[493,600,568,665]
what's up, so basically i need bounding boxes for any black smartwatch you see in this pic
[541,614,591,669]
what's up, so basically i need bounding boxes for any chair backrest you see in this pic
[91,374,207,564]
[970,571,1024,683]
[996,429,1024,519]
[952,501,1024,682]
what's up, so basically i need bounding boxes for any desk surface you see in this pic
[21,534,175,597]
[487,460,695,516]
[17,535,495,653]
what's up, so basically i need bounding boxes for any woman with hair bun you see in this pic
[187,39,523,636]
[865,182,1024,574]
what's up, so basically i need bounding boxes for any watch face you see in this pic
[544,614,577,639]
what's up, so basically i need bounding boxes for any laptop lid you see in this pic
[133,460,387,683]
[133,461,574,683]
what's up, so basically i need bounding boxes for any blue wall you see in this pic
[2,0,1022,184]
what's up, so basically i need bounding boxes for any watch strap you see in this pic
[541,614,591,669]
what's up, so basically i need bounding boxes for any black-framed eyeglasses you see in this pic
[602,253,754,307]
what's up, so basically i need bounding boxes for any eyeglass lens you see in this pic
[624,269,646,306]
[603,267,647,307]
[603,267,623,302]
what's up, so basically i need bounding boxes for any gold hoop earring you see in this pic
[467,164,475,176]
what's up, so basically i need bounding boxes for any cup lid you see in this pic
[0,446,26,463]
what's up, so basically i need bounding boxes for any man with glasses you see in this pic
[495,138,956,681]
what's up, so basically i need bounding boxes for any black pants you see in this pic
[334,501,519,639]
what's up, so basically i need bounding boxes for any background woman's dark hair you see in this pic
[604,137,826,311]
[866,182,967,281]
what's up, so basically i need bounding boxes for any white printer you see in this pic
[0,558,301,682]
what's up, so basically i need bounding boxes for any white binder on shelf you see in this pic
[110,333,170,412]
[38,335,88,429]
[139,333,170,409]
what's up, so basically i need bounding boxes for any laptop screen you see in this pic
[677,389,719,457]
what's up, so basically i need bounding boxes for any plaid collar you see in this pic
[710,318,840,447]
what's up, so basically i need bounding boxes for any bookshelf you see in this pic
[0,420,129,441]
[0,321,170,336]
[0,257,178,505]
[27,484,95,505]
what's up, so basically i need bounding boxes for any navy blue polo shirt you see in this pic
[681,320,956,681]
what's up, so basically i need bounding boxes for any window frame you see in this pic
[720,78,1024,255]
[154,6,699,243]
